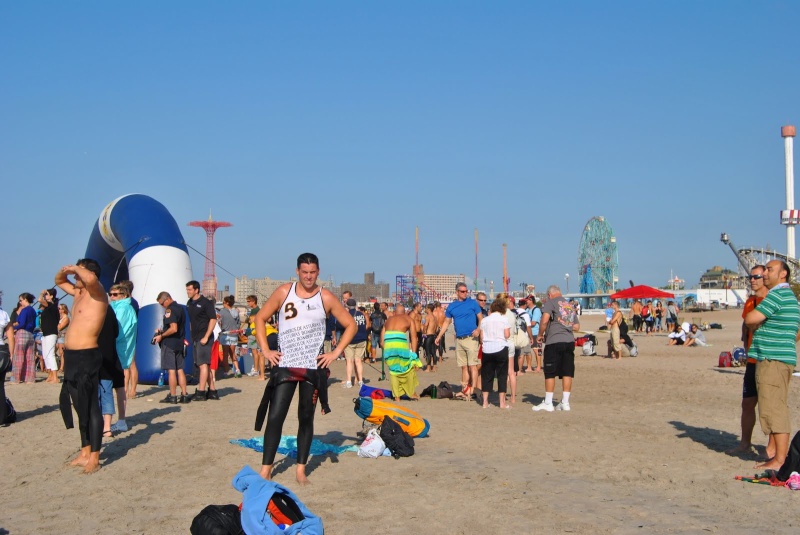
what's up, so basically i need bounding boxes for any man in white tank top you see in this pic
[254,252,356,485]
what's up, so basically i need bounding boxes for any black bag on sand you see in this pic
[420,384,436,397]
[190,504,245,535]
[776,431,800,482]
[379,416,415,458]
[437,381,454,399]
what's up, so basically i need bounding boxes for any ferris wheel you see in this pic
[577,216,618,294]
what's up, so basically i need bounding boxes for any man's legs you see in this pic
[127,358,138,398]
[354,345,364,384]
[168,369,178,396]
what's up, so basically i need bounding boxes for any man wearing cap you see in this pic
[435,282,483,397]
[342,298,368,388]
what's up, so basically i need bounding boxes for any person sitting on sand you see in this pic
[667,323,686,346]
[684,324,708,347]
[382,304,422,401]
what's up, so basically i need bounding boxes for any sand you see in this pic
[2,307,799,534]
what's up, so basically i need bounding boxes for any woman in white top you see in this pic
[479,297,511,409]
[496,293,519,404]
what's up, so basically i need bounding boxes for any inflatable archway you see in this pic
[85,194,194,384]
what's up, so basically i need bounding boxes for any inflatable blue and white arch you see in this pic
[85,194,194,384]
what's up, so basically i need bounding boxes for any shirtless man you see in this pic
[382,304,421,401]
[409,302,423,355]
[55,259,108,474]
[432,301,446,360]
[254,253,356,485]
[423,303,438,371]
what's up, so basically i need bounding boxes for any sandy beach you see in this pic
[2,307,800,534]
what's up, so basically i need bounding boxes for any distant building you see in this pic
[340,272,391,303]
[235,275,338,304]
[396,265,466,304]
[699,265,746,289]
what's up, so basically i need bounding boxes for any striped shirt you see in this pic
[750,286,800,366]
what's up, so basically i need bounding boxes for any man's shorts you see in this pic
[456,336,479,367]
[742,362,757,399]
[161,345,185,371]
[370,331,381,349]
[519,341,532,355]
[247,335,259,350]
[221,333,239,346]
[610,326,621,351]
[543,342,576,379]
[531,337,542,351]
[344,341,367,361]
[193,340,212,366]
[756,359,793,435]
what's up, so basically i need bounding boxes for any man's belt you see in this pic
[456,335,473,340]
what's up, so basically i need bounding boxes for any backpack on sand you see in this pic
[379,414,415,458]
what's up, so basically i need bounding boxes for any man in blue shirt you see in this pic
[435,282,483,397]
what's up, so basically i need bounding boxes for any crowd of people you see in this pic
[3,253,798,484]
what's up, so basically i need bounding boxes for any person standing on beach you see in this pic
[0,296,15,424]
[254,253,356,485]
[55,259,108,474]
[38,288,60,384]
[433,301,446,360]
[382,304,422,401]
[368,302,386,364]
[342,298,367,388]
[435,283,482,398]
[608,300,623,360]
[728,265,768,455]
[186,280,217,401]
[422,303,438,372]
[744,259,800,470]
[409,302,424,356]
[533,285,579,412]
[153,292,191,404]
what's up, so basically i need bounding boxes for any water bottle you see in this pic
[157,371,164,386]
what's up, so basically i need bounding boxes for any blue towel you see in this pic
[230,435,358,458]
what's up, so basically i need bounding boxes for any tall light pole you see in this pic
[565,273,570,294]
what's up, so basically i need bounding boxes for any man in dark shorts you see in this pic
[534,284,580,412]
[186,280,217,401]
[54,258,108,474]
[153,292,190,404]
[727,265,767,455]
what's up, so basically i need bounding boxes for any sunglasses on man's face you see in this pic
[748,275,763,280]
[109,292,121,296]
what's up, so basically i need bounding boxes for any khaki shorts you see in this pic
[344,341,367,361]
[456,336,479,367]
[610,326,621,351]
[756,359,793,435]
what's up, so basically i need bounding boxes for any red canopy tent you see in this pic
[609,285,675,300]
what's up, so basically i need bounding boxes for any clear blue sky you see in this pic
[2,1,798,303]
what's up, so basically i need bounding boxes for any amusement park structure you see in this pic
[720,126,800,283]
[395,227,464,304]
[188,212,232,299]
[577,216,618,294]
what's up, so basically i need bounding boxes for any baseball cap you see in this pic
[346,298,357,307]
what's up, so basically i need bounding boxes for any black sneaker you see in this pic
[192,389,207,402]
[207,389,220,400]
[179,394,191,404]
[160,393,177,404]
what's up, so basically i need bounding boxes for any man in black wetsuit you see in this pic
[254,252,356,485]
[55,258,108,474]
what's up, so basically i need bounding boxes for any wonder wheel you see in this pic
[577,216,618,294]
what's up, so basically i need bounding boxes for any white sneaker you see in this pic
[357,380,364,387]
[532,401,554,412]
[343,381,353,389]
[555,402,571,411]
[110,420,128,432]
[248,367,258,377]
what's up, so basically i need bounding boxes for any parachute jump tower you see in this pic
[188,212,231,300]
[578,216,618,294]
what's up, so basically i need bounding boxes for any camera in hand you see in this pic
[151,330,162,345]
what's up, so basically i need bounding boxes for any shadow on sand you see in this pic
[100,406,180,467]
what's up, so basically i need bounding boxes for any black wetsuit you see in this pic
[255,367,330,465]
[60,348,103,452]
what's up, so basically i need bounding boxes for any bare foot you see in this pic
[756,459,783,470]
[726,443,753,455]
[259,465,273,480]
[296,466,310,486]
[69,452,89,467]
[82,454,101,474]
